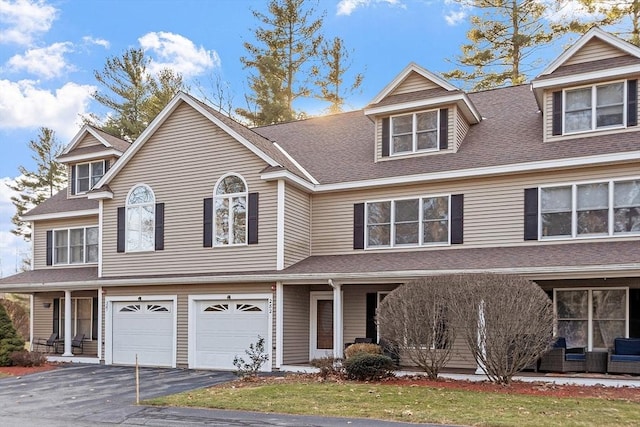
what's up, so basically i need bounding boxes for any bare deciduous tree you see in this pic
[377,278,457,379]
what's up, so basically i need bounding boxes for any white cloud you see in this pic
[7,42,74,79]
[138,31,220,78]
[538,0,601,23]
[0,176,30,277]
[82,36,110,49]
[443,0,469,26]
[0,0,58,46]
[0,79,95,139]
[337,0,403,16]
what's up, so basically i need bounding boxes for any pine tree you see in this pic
[313,37,364,114]
[568,1,640,46]
[6,128,66,241]
[0,302,25,366]
[238,0,324,125]
[443,0,560,90]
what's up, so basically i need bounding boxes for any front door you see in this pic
[310,292,333,360]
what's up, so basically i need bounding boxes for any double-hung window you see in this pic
[366,196,449,248]
[126,185,155,252]
[564,82,625,133]
[53,227,99,264]
[391,110,439,155]
[75,160,105,194]
[214,174,247,245]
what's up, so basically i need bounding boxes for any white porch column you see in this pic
[329,280,343,359]
[29,294,34,351]
[97,287,103,361]
[275,282,284,368]
[62,290,73,356]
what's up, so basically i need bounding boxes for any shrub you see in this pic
[0,297,29,341]
[10,350,46,367]
[232,336,270,379]
[0,303,25,366]
[310,356,342,379]
[344,343,381,359]
[343,353,394,381]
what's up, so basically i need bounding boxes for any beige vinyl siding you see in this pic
[33,216,99,269]
[311,162,640,255]
[101,102,278,276]
[284,184,311,267]
[564,39,627,66]
[282,284,310,364]
[543,80,640,142]
[389,71,438,96]
[398,334,477,370]
[75,134,102,150]
[106,283,274,367]
[342,284,397,343]
[454,106,470,152]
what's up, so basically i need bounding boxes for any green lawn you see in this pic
[146,380,640,426]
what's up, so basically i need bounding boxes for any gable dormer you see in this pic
[57,126,130,197]
[532,28,640,142]
[364,63,481,161]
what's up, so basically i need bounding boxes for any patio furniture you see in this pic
[538,337,586,373]
[585,351,608,373]
[54,333,85,354]
[607,338,640,375]
[33,333,58,353]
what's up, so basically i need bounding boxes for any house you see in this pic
[1,28,639,371]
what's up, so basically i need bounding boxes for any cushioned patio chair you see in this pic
[538,337,586,373]
[54,333,85,354]
[33,333,58,353]
[607,338,640,375]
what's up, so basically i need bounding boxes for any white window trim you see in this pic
[562,80,627,135]
[52,226,99,265]
[213,173,249,247]
[538,176,640,241]
[553,287,629,351]
[75,160,106,195]
[389,109,440,157]
[125,183,155,253]
[365,194,451,249]
[59,297,93,340]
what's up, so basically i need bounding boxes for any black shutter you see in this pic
[116,207,125,252]
[381,117,390,157]
[450,194,464,244]
[52,298,60,336]
[248,192,259,244]
[71,165,76,195]
[366,293,377,341]
[524,188,539,241]
[203,197,213,247]
[46,230,53,265]
[439,108,449,150]
[552,91,563,135]
[155,203,164,250]
[104,159,110,172]
[353,203,365,250]
[92,297,98,340]
[628,80,637,127]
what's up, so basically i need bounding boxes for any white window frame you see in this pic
[53,226,99,265]
[389,109,440,156]
[59,297,93,340]
[75,160,106,194]
[553,287,629,351]
[538,176,640,240]
[125,184,155,253]
[213,173,248,246]
[365,194,451,249]
[563,80,627,135]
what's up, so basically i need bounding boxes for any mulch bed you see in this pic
[0,363,59,377]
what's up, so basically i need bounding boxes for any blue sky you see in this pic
[0,0,598,276]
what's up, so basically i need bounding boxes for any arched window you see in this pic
[126,184,155,252]
[214,174,247,245]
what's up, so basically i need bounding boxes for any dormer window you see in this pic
[563,82,625,134]
[74,160,105,194]
[391,110,439,155]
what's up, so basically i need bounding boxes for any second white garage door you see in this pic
[192,299,270,370]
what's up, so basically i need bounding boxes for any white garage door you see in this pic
[194,299,269,370]
[112,301,174,367]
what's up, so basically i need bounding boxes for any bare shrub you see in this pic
[447,273,555,385]
[376,279,457,379]
[344,343,381,359]
[310,356,342,379]
[10,350,46,367]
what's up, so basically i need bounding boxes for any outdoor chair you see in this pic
[54,333,85,354]
[607,338,640,375]
[33,333,58,353]
[538,337,586,373]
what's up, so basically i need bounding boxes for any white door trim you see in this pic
[105,295,177,367]
[187,293,273,371]
[309,291,334,360]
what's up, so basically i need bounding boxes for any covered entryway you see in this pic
[189,294,272,370]
[107,297,176,367]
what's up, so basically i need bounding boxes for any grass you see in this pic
[146,380,640,426]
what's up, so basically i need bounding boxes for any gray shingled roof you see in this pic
[367,87,455,108]
[89,126,131,152]
[57,144,121,161]
[0,267,98,285]
[255,84,640,185]
[24,188,97,217]
[535,55,640,81]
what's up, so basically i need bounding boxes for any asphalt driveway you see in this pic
[0,364,440,426]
